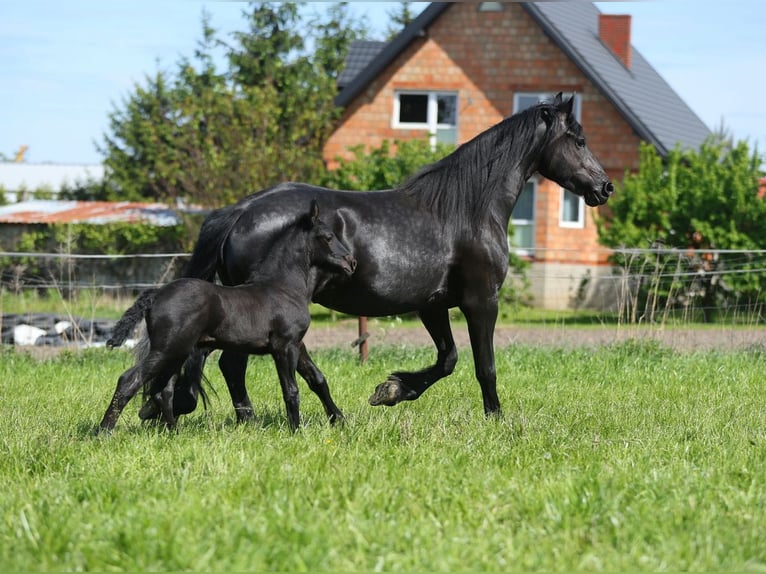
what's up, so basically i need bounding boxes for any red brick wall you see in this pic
[323,3,642,264]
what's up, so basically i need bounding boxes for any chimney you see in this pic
[599,14,632,69]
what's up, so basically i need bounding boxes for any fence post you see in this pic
[357,316,369,362]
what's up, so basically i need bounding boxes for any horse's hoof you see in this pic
[369,377,412,406]
[138,400,160,420]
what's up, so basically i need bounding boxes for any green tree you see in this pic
[597,137,766,318]
[322,138,452,190]
[386,2,416,40]
[99,3,365,207]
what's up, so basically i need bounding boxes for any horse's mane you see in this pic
[396,102,551,230]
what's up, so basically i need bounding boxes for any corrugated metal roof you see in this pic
[0,200,181,226]
[0,163,105,191]
[335,2,711,155]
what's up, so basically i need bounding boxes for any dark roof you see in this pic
[337,40,387,90]
[335,2,710,155]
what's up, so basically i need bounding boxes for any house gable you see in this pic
[324,2,642,181]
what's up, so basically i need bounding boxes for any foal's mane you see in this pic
[396,102,553,230]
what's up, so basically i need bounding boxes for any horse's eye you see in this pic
[323,234,334,243]
[576,137,586,149]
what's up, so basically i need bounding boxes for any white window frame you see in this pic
[511,179,536,256]
[393,91,458,148]
[559,188,585,229]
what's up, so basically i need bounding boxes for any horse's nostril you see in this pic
[604,181,614,194]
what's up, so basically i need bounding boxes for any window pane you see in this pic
[512,181,534,220]
[516,95,541,113]
[512,224,534,249]
[436,94,457,125]
[561,189,581,223]
[435,127,456,145]
[399,94,428,123]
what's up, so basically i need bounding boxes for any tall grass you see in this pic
[1,342,765,571]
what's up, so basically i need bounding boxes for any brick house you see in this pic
[323,1,710,309]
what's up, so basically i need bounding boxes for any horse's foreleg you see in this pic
[219,350,254,422]
[369,306,458,407]
[272,345,302,431]
[97,365,142,432]
[296,342,345,424]
[461,299,502,417]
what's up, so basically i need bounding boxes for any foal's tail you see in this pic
[106,289,158,349]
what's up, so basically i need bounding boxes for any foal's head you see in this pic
[304,200,356,277]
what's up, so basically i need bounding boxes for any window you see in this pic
[513,92,581,121]
[560,188,585,228]
[515,92,584,232]
[478,2,503,11]
[510,180,536,255]
[394,91,458,147]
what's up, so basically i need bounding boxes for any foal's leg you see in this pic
[218,350,255,422]
[272,344,302,431]
[98,365,142,432]
[369,306,458,407]
[296,342,345,424]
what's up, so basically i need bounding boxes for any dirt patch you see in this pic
[304,319,765,353]
[10,318,766,361]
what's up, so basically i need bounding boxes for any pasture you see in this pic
[1,338,765,571]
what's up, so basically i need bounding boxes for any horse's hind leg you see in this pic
[139,350,205,420]
[152,373,179,429]
[98,365,142,433]
[219,350,255,422]
[296,342,344,424]
[369,306,458,407]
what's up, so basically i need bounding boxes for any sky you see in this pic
[1,1,764,166]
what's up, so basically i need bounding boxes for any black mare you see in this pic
[165,93,614,422]
[97,201,356,432]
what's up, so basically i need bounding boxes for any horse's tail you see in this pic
[106,289,158,349]
[180,205,243,280]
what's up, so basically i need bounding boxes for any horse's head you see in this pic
[306,200,357,277]
[536,93,614,207]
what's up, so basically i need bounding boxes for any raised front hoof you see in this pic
[368,377,417,407]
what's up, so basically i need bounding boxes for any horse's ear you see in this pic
[309,199,319,224]
[559,94,575,116]
[553,92,564,105]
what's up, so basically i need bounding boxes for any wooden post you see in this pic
[357,316,369,362]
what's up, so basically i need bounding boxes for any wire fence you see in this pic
[2,247,765,356]
[2,247,766,320]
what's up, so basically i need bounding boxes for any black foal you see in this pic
[98,201,356,432]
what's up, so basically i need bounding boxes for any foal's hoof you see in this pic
[138,400,160,421]
[368,377,416,407]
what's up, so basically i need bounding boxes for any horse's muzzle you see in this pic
[343,255,357,276]
[585,180,614,206]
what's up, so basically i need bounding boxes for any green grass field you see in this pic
[1,341,765,571]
